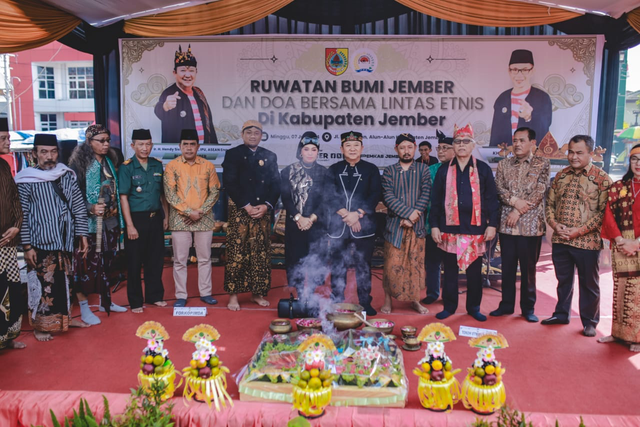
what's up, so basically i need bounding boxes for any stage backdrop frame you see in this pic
[119,34,604,170]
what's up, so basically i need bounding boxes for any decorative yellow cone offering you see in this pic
[412,323,461,412]
[136,321,176,401]
[461,333,509,415]
[181,324,233,410]
[292,334,337,419]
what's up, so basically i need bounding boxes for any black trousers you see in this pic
[125,211,165,309]
[551,243,600,327]
[329,236,375,307]
[498,234,542,315]
[425,234,443,300]
[442,252,484,314]
[285,224,328,298]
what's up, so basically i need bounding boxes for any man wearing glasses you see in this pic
[422,130,455,305]
[430,124,499,322]
[489,49,552,147]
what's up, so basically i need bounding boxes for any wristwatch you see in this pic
[294,213,302,222]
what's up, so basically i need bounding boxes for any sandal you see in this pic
[132,307,144,314]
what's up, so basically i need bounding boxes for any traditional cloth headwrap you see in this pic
[395,133,415,146]
[180,128,198,141]
[630,146,640,157]
[175,44,197,69]
[296,131,319,160]
[0,117,8,131]
[132,129,152,140]
[242,120,262,133]
[341,131,363,145]
[86,124,110,140]
[509,49,534,65]
[34,133,57,147]
[453,123,474,141]
[445,123,481,227]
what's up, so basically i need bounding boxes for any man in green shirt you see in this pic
[118,129,169,313]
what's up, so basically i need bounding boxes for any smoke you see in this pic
[287,237,366,341]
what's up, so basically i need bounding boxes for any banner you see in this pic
[120,35,604,170]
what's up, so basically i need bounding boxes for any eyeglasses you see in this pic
[91,138,111,144]
[630,156,640,163]
[301,136,318,144]
[453,138,473,145]
[509,67,533,75]
[436,145,453,151]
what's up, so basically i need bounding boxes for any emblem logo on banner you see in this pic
[354,49,376,73]
[325,48,348,76]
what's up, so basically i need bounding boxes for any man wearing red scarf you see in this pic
[430,124,499,321]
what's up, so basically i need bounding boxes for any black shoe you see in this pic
[541,316,569,325]
[200,296,218,305]
[421,296,438,305]
[469,311,487,322]
[435,310,453,320]
[523,314,539,323]
[363,304,377,317]
[583,325,596,337]
[490,307,514,317]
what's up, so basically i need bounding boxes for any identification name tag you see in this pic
[173,307,208,317]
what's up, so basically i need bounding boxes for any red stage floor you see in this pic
[1,241,640,426]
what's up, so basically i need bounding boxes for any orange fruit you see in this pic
[444,371,453,380]
[485,365,496,375]
[140,355,147,363]
[190,360,198,369]
[310,368,320,378]
[297,379,308,389]
[190,368,199,377]
[211,367,220,376]
[421,363,431,372]
[319,370,331,380]
[474,367,485,378]
[145,355,154,364]
[473,376,483,385]
[308,377,322,390]
[196,360,207,369]
[421,372,430,381]
[322,379,332,388]
[495,367,502,375]
[209,356,219,367]
[444,361,452,371]
[301,370,311,381]
[432,360,443,371]
[153,355,164,366]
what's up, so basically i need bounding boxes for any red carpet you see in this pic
[1,241,639,426]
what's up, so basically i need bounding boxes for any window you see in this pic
[40,114,57,131]
[68,66,94,99]
[37,66,55,99]
[69,120,91,129]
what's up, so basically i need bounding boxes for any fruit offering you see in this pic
[461,333,509,415]
[413,323,461,411]
[292,334,337,418]
[181,324,233,411]
[135,321,176,401]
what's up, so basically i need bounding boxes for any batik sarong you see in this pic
[223,201,271,296]
[382,228,425,302]
[0,247,22,349]
[27,250,72,333]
